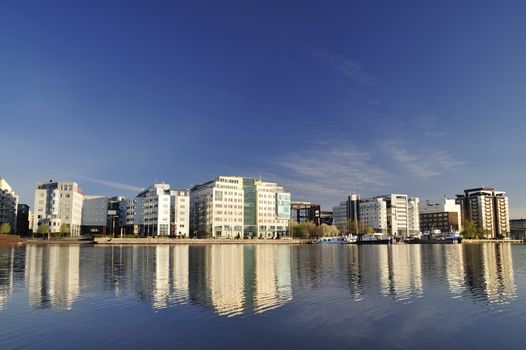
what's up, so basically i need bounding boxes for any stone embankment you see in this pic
[462,239,524,244]
[94,237,310,245]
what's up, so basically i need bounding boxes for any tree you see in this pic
[37,224,50,238]
[304,221,318,238]
[345,220,367,235]
[59,223,69,237]
[462,219,488,239]
[0,223,11,235]
[319,224,340,237]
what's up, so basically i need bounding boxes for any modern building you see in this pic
[123,184,190,237]
[332,193,419,236]
[377,194,420,237]
[332,194,360,231]
[358,197,388,233]
[456,187,510,238]
[16,204,31,235]
[0,177,18,233]
[419,198,462,234]
[291,201,321,225]
[33,181,83,236]
[190,176,291,239]
[81,195,126,236]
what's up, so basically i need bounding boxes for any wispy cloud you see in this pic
[383,140,464,177]
[64,174,144,192]
[268,142,390,205]
[424,130,450,137]
[311,50,376,84]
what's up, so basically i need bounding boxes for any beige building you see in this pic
[190,176,291,238]
[0,177,18,233]
[33,181,84,236]
[456,187,510,238]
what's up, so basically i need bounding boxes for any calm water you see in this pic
[0,243,525,349]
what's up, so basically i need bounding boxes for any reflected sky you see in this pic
[0,244,524,349]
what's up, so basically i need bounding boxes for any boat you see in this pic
[403,232,462,244]
[356,233,392,245]
[312,235,357,244]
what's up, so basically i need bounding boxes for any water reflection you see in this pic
[26,245,80,310]
[0,247,15,310]
[0,243,520,315]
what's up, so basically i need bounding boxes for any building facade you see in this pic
[332,193,419,236]
[33,181,83,236]
[456,187,510,238]
[291,201,321,225]
[0,177,18,233]
[332,194,360,231]
[358,197,388,233]
[190,176,291,239]
[81,196,110,235]
[123,184,189,237]
[16,204,31,235]
[419,198,462,234]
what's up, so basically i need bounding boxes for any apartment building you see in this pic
[33,181,83,236]
[419,198,462,233]
[0,177,18,233]
[123,184,189,237]
[456,187,510,237]
[190,176,291,238]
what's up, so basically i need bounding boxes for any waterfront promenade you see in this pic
[94,237,309,245]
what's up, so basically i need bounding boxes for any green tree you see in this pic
[59,223,69,237]
[0,223,11,234]
[319,224,340,237]
[462,219,488,239]
[37,224,50,238]
[289,220,306,238]
[304,221,318,238]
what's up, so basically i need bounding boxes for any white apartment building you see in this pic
[190,176,245,238]
[358,197,388,233]
[0,177,18,233]
[124,184,190,237]
[190,176,291,238]
[171,189,190,237]
[33,181,83,236]
[254,180,290,239]
[376,194,420,237]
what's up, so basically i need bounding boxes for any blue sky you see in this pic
[1,1,526,216]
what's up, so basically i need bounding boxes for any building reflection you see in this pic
[445,244,465,296]
[188,245,292,317]
[0,247,15,310]
[25,244,80,310]
[389,245,423,300]
[463,243,516,305]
